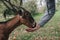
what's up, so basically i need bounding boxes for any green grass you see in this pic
[8,10,60,40]
[0,10,60,40]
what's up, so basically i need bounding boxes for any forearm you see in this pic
[39,0,55,27]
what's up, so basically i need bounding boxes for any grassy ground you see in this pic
[0,10,60,40]
[8,10,60,40]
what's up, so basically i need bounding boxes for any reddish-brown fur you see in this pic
[0,14,20,40]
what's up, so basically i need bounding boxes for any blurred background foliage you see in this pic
[0,0,60,15]
[0,0,46,17]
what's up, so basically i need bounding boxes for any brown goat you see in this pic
[0,9,36,40]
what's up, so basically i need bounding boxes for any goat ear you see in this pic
[18,10,22,16]
[21,9,24,12]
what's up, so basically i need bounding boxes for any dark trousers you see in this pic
[39,0,55,27]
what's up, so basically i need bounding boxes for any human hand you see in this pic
[26,24,40,32]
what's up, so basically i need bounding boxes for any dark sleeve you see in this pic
[38,0,55,27]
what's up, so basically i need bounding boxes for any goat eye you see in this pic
[25,13,29,15]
